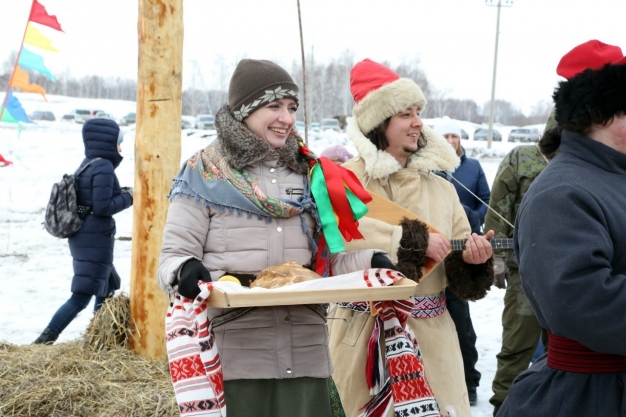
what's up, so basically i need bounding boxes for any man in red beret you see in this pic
[497,39,626,417]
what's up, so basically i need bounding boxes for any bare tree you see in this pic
[528,99,553,124]
[424,86,452,118]
[1,48,550,126]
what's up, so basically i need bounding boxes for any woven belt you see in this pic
[337,291,447,318]
[547,331,626,373]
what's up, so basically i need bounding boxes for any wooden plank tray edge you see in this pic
[206,278,417,308]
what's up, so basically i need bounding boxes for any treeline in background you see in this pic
[1,50,552,126]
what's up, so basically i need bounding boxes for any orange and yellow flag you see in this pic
[11,66,48,101]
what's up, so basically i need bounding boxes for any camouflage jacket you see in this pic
[484,144,548,268]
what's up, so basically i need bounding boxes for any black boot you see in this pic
[33,328,59,345]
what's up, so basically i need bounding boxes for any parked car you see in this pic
[28,110,55,121]
[310,122,320,132]
[69,109,103,123]
[61,113,82,123]
[195,114,215,130]
[94,111,115,120]
[508,128,540,143]
[182,118,193,130]
[473,128,502,142]
[460,129,469,140]
[320,118,342,132]
[119,112,136,126]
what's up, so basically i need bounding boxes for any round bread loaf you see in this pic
[250,261,321,289]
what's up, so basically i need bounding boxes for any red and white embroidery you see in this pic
[166,282,226,417]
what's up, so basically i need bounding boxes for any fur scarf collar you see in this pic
[346,117,460,180]
[215,104,310,174]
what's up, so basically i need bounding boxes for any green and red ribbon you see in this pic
[299,142,372,276]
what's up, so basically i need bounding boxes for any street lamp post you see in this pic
[485,0,513,149]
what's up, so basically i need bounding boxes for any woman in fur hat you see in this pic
[497,40,626,417]
[157,59,387,417]
[328,59,495,417]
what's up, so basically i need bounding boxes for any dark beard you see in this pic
[402,132,427,154]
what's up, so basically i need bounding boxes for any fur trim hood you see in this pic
[215,104,310,174]
[346,117,460,180]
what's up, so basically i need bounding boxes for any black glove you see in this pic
[178,259,211,299]
[371,253,399,271]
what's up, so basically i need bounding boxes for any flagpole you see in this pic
[0,0,37,121]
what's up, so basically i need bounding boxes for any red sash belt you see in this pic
[547,331,626,373]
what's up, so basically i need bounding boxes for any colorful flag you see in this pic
[11,66,48,101]
[1,107,20,123]
[24,23,58,52]
[3,91,34,124]
[29,0,64,32]
[0,102,25,135]
[17,47,56,82]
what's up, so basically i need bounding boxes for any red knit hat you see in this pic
[349,59,426,134]
[557,39,626,80]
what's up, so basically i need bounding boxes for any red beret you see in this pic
[557,39,626,80]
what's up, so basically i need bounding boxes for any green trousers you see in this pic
[224,377,333,417]
[490,269,548,407]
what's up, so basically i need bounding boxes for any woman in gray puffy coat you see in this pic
[158,59,388,417]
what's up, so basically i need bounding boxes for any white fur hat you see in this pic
[350,59,426,134]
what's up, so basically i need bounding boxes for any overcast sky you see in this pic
[1,0,625,114]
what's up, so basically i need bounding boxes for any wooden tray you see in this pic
[206,278,417,308]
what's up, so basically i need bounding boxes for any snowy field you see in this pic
[0,94,544,416]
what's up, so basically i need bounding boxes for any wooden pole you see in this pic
[131,0,183,359]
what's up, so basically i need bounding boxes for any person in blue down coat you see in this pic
[434,120,490,235]
[434,119,491,407]
[33,118,133,345]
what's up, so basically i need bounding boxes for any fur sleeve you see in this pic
[445,252,494,301]
[396,217,430,282]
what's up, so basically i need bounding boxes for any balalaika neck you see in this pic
[450,238,514,251]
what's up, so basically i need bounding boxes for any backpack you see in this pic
[43,158,102,238]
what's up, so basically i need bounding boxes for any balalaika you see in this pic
[450,238,514,251]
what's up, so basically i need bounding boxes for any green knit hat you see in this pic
[228,59,299,121]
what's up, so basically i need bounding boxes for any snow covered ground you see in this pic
[0,94,543,416]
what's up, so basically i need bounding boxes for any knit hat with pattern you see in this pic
[350,59,426,135]
[228,59,299,121]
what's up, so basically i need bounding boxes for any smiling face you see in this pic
[244,98,298,148]
[384,105,423,163]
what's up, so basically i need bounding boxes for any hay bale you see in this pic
[83,293,133,351]
[0,294,178,416]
